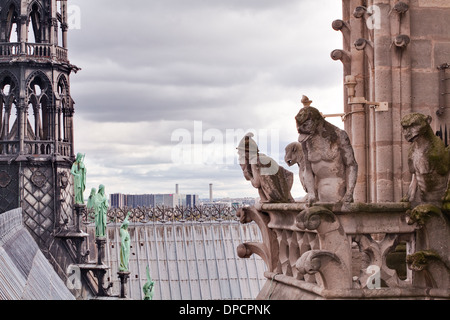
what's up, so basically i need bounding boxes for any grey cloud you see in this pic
[69,0,343,196]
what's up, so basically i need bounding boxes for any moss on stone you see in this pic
[406,250,441,271]
[408,204,443,225]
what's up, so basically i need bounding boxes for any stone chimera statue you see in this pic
[237,133,294,203]
[295,106,358,204]
[401,113,450,206]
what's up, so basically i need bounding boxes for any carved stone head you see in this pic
[400,113,433,143]
[236,133,259,164]
[295,106,324,142]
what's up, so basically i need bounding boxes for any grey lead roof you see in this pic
[82,220,267,300]
[0,208,75,300]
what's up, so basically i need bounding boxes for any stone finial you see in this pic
[393,1,409,15]
[301,95,312,108]
[331,19,346,31]
[394,34,410,49]
[353,6,367,18]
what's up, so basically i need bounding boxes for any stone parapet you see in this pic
[237,202,450,300]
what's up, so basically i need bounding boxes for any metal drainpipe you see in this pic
[349,0,367,203]
[374,0,394,202]
[394,0,412,200]
[391,0,412,201]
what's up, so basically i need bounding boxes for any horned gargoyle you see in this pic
[400,113,450,207]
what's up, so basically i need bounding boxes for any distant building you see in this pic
[110,193,199,208]
[185,194,197,207]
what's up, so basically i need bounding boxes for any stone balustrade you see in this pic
[0,43,20,57]
[0,42,68,62]
[237,201,450,299]
[0,140,72,157]
[0,141,19,155]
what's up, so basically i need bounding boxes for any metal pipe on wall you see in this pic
[390,0,412,201]
[349,0,368,203]
[373,0,394,202]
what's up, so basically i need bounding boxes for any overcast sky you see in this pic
[68,0,344,200]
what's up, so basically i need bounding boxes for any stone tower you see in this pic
[0,0,78,263]
[332,0,450,203]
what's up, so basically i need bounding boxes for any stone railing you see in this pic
[236,201,450,300]
[24,140,54,155]
[0,43,20,57]
[0,140,73,157]
[81,204,242,225]
[0,42,68,62]
[26,43,52,58]
[55,46,68,61]
[58,141,72,157]
[0,141,19,155]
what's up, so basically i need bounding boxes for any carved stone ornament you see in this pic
[31,170,47,188]
[0,170,12,188]
[59,171,69,189]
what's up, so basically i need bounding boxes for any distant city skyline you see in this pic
[69,1,343,200]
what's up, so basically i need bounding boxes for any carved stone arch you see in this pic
[28,92,39,107]
[39,93,50,140]
[26,70,52,105]
[1,1,20,43]
[27,0,45,15]
[0,70,19,101]
[56,73,69,99]
[0,0,20,20]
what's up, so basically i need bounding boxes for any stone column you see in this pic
[118,271,130,299]
[19,15,27,55]
[96,236,107,265]
[17,101,25,154]
[74,203,85,233]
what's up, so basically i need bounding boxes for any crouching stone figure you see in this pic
[237,133,294,203]
[295,106,358,205]
[401,113,450,206]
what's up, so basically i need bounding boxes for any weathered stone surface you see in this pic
[237,133,294,203]
[401,113,450,205]
[410,40,433,69]
[295,106,358,204]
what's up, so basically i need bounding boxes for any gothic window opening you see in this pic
[5,4,18,43]
[28,3,42,43]
[60,98,66,142]
[0,76,16,140]
[8,102,17,139]
[57,1,63,46]
[57,77,70,142]
[27,76,49,141]
[40,95,49,141]
[26,102,36,140]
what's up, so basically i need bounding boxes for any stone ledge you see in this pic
[263,271,450,300]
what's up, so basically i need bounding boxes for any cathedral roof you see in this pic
[0,208,75,300]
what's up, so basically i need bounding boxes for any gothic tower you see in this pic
[0,0,78,268]
[332,0,450,203]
